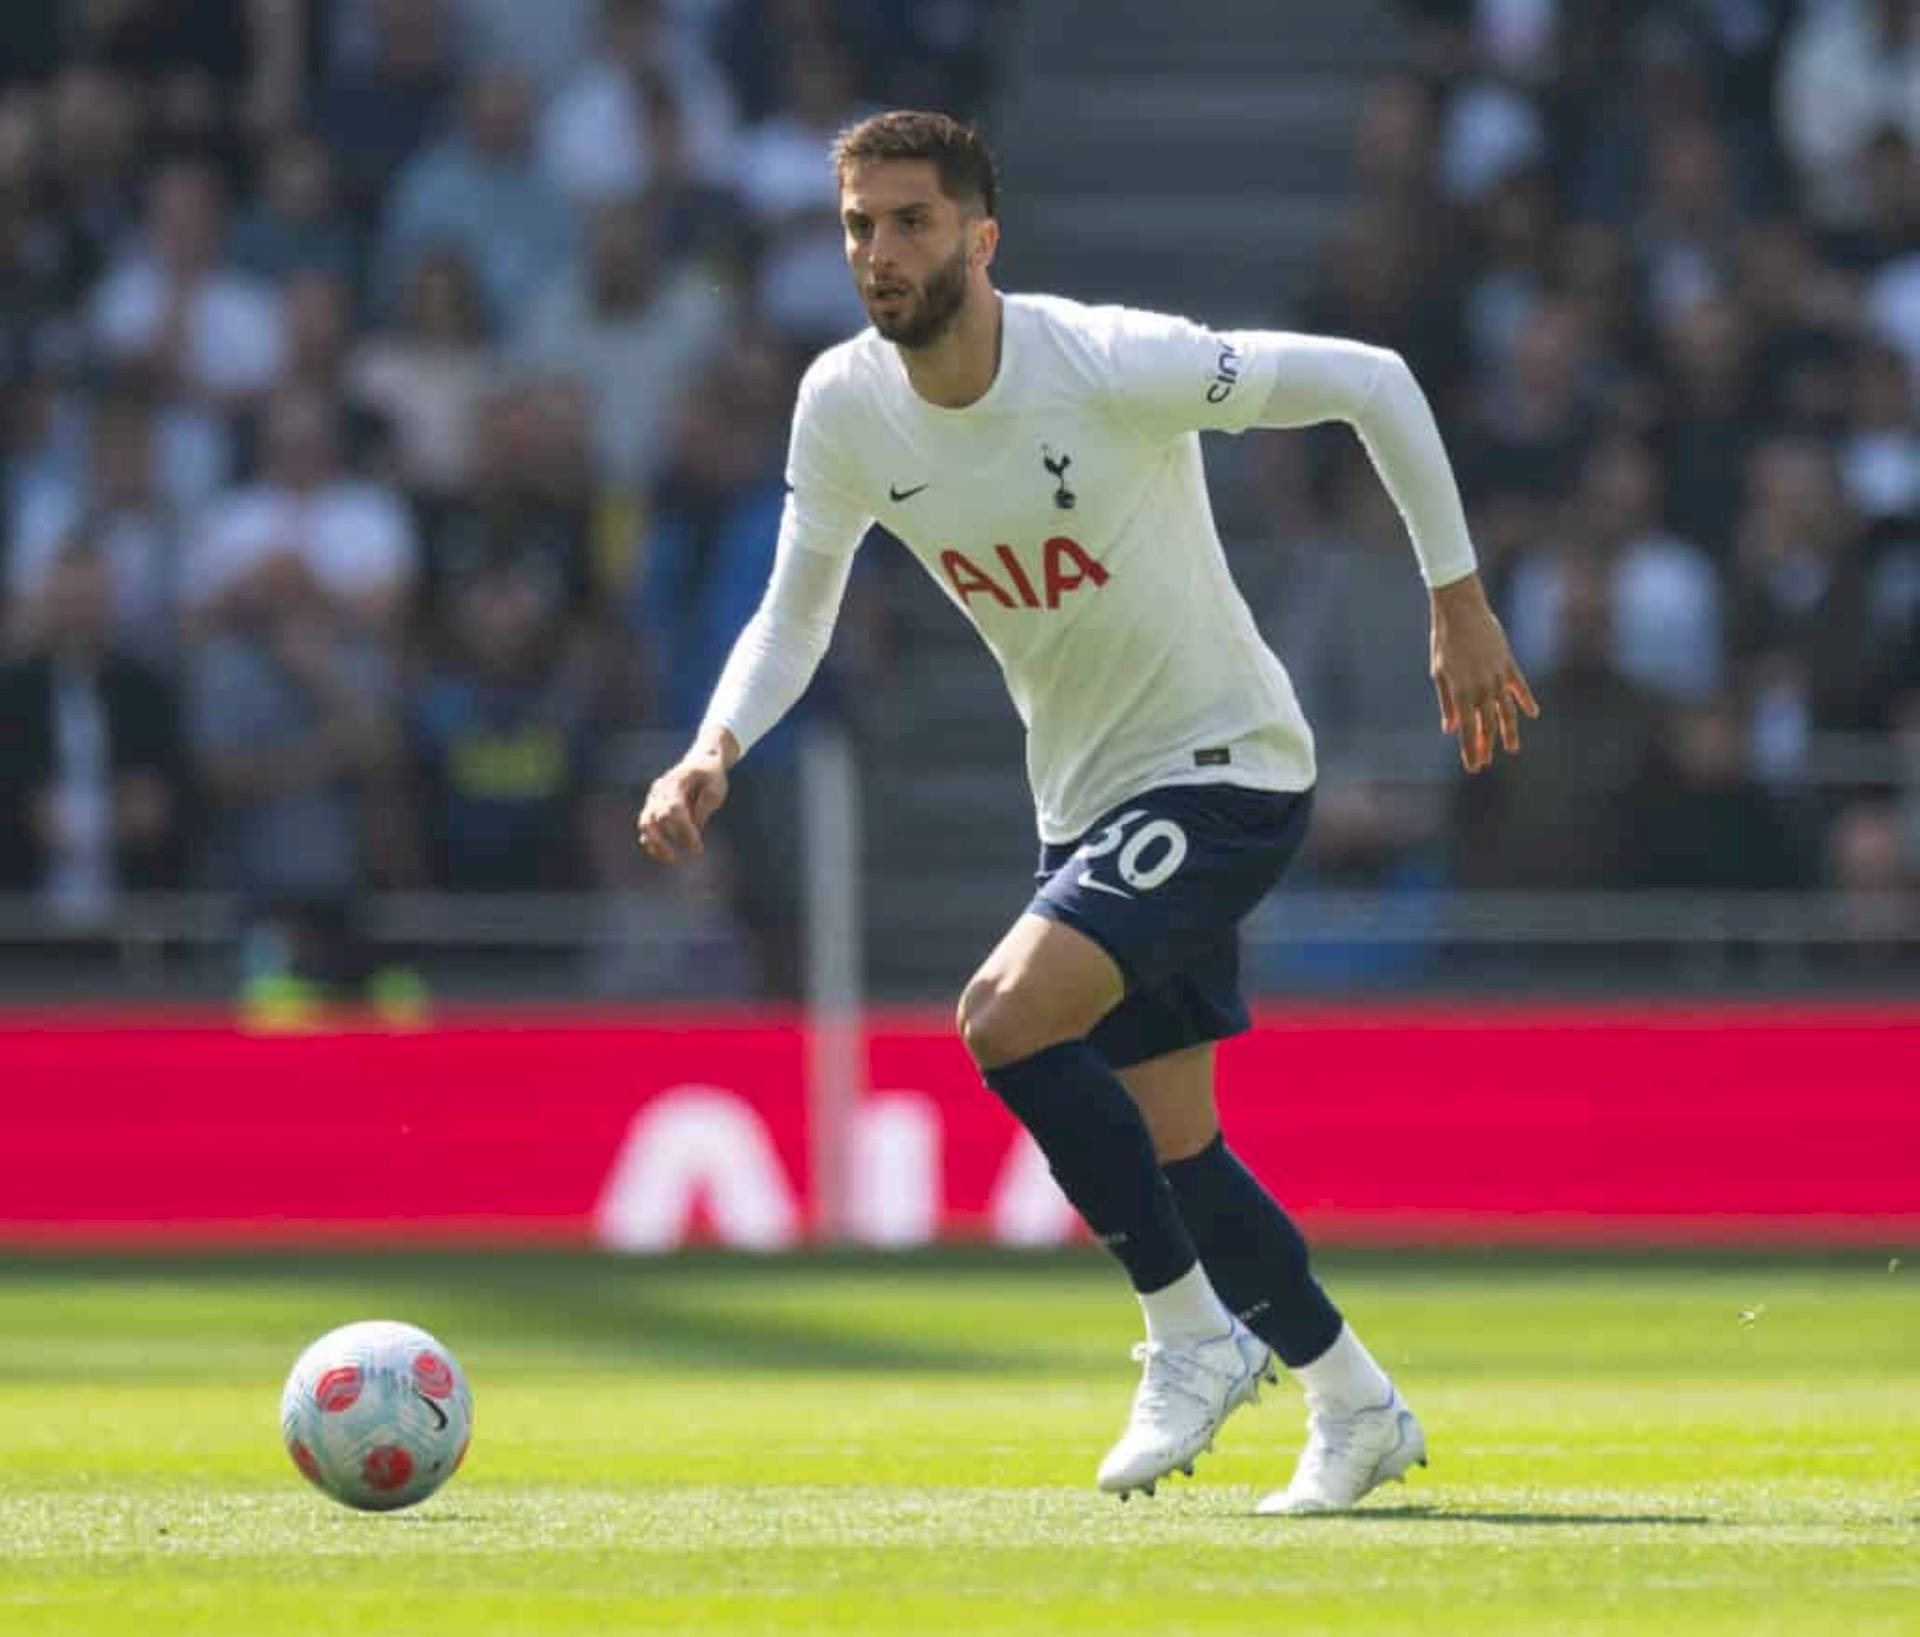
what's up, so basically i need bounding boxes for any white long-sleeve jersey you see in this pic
[699,292,1476,844]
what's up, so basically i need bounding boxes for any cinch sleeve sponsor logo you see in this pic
[1206,340,1243,404]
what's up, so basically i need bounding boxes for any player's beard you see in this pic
[867,242,970,350]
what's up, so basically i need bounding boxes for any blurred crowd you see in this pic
[0,0,996,997]
[1272,0,1920,951]
[6,0,1918,1005]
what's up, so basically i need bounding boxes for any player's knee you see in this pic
[957,973,1058,1071]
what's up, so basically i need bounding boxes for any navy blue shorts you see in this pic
[1027,783,1314,1070]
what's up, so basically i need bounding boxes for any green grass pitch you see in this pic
[0,1247,1914,1636]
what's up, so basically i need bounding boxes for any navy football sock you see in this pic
[984,1040,1199,1294]
[1163,1135,1344,1367]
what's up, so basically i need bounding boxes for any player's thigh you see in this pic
[957,911,1125,1069]
[1117,1043,1220,1163]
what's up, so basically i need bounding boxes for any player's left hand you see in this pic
[1428,572,1539,774]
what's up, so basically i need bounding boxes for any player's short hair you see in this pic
[831,110,999,220]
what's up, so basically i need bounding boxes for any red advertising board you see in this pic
[1,1004,1915,1249]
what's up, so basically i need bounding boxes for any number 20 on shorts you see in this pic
[1076,810,1189,895]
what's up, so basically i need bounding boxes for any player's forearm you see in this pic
[1253,337,1476,588]
[691,540,853,762]
[1345,350,1477,588]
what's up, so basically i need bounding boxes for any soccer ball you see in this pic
[280,1320,473,1511]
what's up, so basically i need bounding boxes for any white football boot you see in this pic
[1098,1319,1276,1498]
[1256,1386,1427,1514]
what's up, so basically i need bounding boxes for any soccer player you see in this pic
[637,111,1539,1512]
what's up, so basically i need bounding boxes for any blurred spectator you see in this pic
[865,0,1004,116]
[1737,215,1859,431]
[1778,0,1920,230]
[1863,219,1920,386]
[1450,556,1663,889]
[1635,116,1745,324]
[7,381,183,667]
[1825,796,1920,958]
[1634,694,1809,890]
[1464,297,1596,516]
[348,247,496,501]
[76,0,252,99]
[1305,206,1471,414]
[1,184,57,390]
[275,268,398,473]
[413,554,599,890]
[1554,220,1658,412]
[310,0,459,224]
[230,131,360,286]
[1731,437,1917,766]
[1571,16,1775,230]
[1462,167,1556,377]
[418,382,596,628]
[538,0,738,207]
[450,0,604,95]
[642,79,754,269]
[1438,64,1546,207]
[279,271,356,398]
[1352,74,1448,227]
[4,368,91,561]
[716,0,853,125]
[1654,293,1759,560]
[1508,435,1722,703]
[88,158,286,406]
[186,603,404,988]
[0,7,63,90]
[184,388,417,650]
[1841,340,1920,522]
[42,66,143,286]
[374,67,575,321]
[1822,126,1920,273]
[4,73,125,374]
[734,44,872,347]
[516,198,733,489]
[630,338,822,995]
[74,0,293,173]
[0,538,190,914]
[720,0,1002,122]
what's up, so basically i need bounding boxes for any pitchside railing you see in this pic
[1,725,1914,984]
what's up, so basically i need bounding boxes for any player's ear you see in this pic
[971,215,1000,271]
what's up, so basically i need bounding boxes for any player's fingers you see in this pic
[1433,671,1457,734]
[636,812,677,865]
[1494,694,1520,755]
[1467,702,1493,772]
[638,795,693,863]
[1506,668,1541,719]
[689,777,725,825]
[657,804,704,859]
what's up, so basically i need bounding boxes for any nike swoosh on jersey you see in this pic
[888,482,930,502]
[1075,871,1133,899]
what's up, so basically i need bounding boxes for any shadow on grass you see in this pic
[0,1250,1063,1379]
[1255,1504,1714,1527]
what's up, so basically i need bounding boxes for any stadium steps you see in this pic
[857,0,1411,998]
[989,0,1411,326]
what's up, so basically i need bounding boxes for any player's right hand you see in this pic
[637,755,729,864]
